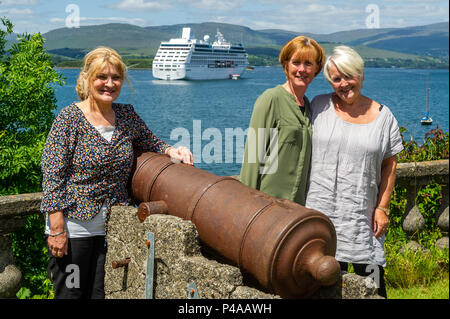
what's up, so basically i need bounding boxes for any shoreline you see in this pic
[54,65,450,71]
[55,67,153,70]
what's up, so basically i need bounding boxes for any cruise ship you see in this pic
[152,28,249,80]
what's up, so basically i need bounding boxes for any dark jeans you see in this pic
[47,235,107,299]
[339,261,387,298]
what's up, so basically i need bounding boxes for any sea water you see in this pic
[54,67,449,176]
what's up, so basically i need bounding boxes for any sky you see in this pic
[0,0,448,35]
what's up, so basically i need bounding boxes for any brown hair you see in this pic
[76,46,129,101]
[279,36,325,77]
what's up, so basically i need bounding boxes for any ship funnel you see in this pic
[182,27,191,40]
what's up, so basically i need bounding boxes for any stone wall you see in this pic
[0,192,42,298]
[105,206,276,299]
[0,159,448,299]
[395,159,448,250]
[105,205,382,299]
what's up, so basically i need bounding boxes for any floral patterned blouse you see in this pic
[40,103,170,222]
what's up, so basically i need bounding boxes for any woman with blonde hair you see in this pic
[305,46,403,298]
[41,46,193,299]
[240,36,325,205]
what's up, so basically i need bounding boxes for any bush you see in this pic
[398,126,449,163]
[1,17,64,194]
[384,126,449,290]
[1,17,64,298]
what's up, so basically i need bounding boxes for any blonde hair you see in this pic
[76,46,129,101]
[279,36,325,77]
[323,46,364,84]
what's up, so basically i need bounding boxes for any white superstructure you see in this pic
[152,28,249,80]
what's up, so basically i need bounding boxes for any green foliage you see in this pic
[53,59,83,68]
[11,214,54,299]
[398,126,449,163]
[124,58,153,69]
[247,54,279,67]
[53,58,154,69]
[385,183,448,294]
[0,130,47,195]
[384,125,448,292]
[1,17,65,194]
[364,57,448,69]
[1,17,64,299]
[388,182,444,246]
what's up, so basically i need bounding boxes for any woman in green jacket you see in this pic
[240,36,324,205]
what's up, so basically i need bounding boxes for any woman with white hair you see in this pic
[305,46,403,298]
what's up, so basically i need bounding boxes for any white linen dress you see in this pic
[305,93,403,266]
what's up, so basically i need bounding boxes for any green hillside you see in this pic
[346,22,449,57]
[40,21,448,69]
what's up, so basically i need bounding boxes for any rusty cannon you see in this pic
[131,152,340,298]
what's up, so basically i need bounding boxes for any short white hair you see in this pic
[323,46,364,84]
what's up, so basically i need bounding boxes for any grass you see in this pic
[382,233,449,299]
[344,233,449,299]
[387,277,449,299]
[385,245,448,287]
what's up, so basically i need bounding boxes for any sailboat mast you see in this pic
[421,73,433,125]
[426,74,430,113]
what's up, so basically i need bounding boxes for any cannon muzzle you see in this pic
[131,152,340,298]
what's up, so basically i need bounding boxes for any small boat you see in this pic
[230,74,240,80]
[420,112,433,125]
[421,75,433,125]
[421,112,433,125]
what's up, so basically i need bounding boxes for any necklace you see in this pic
[283,82,305,106]
[333,94,369,113]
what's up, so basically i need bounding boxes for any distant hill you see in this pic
[344,22,449,57]
[38,21,449,68]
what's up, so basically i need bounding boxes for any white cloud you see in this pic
[4,0,448,35]
[242,1,448,33]
[381,3,449,19]
[112,0,244,12]
[0,0,37,5]
[50,16,147,27]
[254,3,365,33]
[110,0,171,11]
[176,0,243,11]
[0,8,33,15]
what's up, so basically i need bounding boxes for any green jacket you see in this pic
[239,85,312,205]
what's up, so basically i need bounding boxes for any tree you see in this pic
[0,17,64,194]
[1,17,64,298]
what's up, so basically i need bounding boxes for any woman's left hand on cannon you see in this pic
[166,146,194,165]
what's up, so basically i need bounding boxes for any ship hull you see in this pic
[153,65,247,81]
[152,68,186,80]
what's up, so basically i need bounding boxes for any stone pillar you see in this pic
[0,193,42,299]
[0,235,23,298]
[401,184,425,240]
[436,183,449,250]
[396,160,449,249]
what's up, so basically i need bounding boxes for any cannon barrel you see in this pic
[131,152,340,298]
